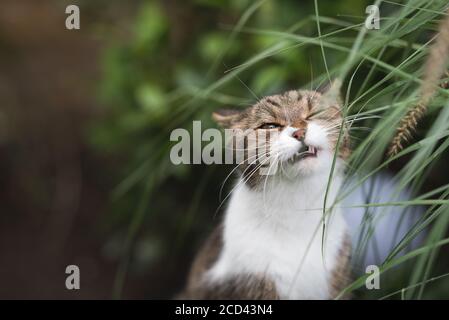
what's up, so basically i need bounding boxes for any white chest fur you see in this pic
[206,171,347,299]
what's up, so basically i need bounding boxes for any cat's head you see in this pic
[212,83,350,187]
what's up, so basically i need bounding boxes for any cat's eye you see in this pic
[259,123,281,130]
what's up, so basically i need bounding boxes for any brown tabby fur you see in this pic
[178,225,279,299]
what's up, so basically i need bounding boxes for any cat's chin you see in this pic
[279,151,333,178]
[281,161,320,178]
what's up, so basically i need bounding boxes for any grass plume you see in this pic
[389,9,449,156]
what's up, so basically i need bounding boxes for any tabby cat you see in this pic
[179,83,352,299]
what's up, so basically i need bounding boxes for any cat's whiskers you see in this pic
[221,143,295,212]
[215,150,279,217]
[218,147,273,203]
[261,152,282,217]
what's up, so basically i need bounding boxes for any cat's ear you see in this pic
[212,109,242,128]
[316,80,333,94]
[319,79,343,108]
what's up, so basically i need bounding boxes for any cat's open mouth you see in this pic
[288,145,318,163]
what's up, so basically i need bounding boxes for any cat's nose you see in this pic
[292,128,306,141]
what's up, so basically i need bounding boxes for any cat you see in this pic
[179,83,352,299]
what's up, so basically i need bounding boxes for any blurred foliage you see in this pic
[91,0,449,299]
